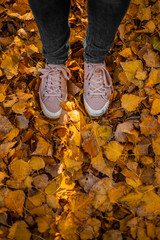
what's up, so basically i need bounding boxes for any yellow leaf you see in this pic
[137,6,151,21]
[119,190,143,207]
[0,141,17,158]
[104,141,124,162]
[135,68,147,80]
[24,176,32,189]
[32,136,53,156]
[69,191,94,221]
[90,178,113,210]
[56,171,75,191]
[4,190,25,216]
[145,20,156,33]
[46,194,59,209]
[29,156,45,171]
[45,179,59,195]
[125,177,142,188]
[1,46,20,79]
[8,221,31,240]
[121,94,144,111]
[9,158,30,183]
[140,156,153,165]
[68,110,80,122]
[86,218,101,238]
[140,113,160,135]
[97,125,112,142]
[80,226,94,240]
[35,215,52,233]
[69,124,82,147]
[151,98,160,115]
[0,171,9,186]
[0,93,5,102]
[119,48,133,58]
[12,102,26,114]
[3,127,19,143]
[108,183,128,203]
[57,212,79,240]
[120,60,143,82]
[145,68,160,87]
[63,147,84,172]
[91,150,114,177]
[152,132,160,155]
[137,191,160,216]
[28,192,44,207]
[3,94,18,108]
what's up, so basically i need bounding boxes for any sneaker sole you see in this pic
[39,89,67,119]
[83,97,110,117]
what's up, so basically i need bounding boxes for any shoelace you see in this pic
[85,63,113,98]
[38,64,71,102]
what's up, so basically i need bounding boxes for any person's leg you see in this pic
[28,0,71,65]
[83,0,131,63]
[83,0,131,117]
[28,0,72,119]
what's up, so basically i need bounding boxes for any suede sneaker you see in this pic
[38,63,71,119]
[83,61,113,117]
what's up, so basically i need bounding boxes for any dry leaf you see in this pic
[29,156,45,171]
[9,158,30,183]
[104,141,124,162]
[4,190,25,216]
[8,221,31,240]
[121,94,144,111]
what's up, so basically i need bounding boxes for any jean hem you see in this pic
[46,59,67,65]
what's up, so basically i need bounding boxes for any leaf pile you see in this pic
[0,0,160,239]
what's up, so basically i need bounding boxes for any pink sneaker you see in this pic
[38,63,71,119]
[83,61,113,117]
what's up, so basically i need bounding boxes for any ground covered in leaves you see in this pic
[0,0,160,239]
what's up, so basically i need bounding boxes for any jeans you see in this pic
[28,0,130,65]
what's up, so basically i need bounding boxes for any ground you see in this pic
[0,0,160,239]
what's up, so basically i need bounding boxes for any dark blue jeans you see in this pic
[28,0,130,65]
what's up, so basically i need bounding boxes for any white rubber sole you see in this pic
[39,90,67,119]
[83,97,110,117]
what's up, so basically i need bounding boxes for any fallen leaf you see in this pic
[29,156,45,171]
[8,221,31,240]
[121,94,144,111]
[104,141,124,162]
[4,190,25,216]
[9,158,30,183]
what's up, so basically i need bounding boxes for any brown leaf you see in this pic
[143,49,160,67]
[32,136,53,156]
[82,133,99,157]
